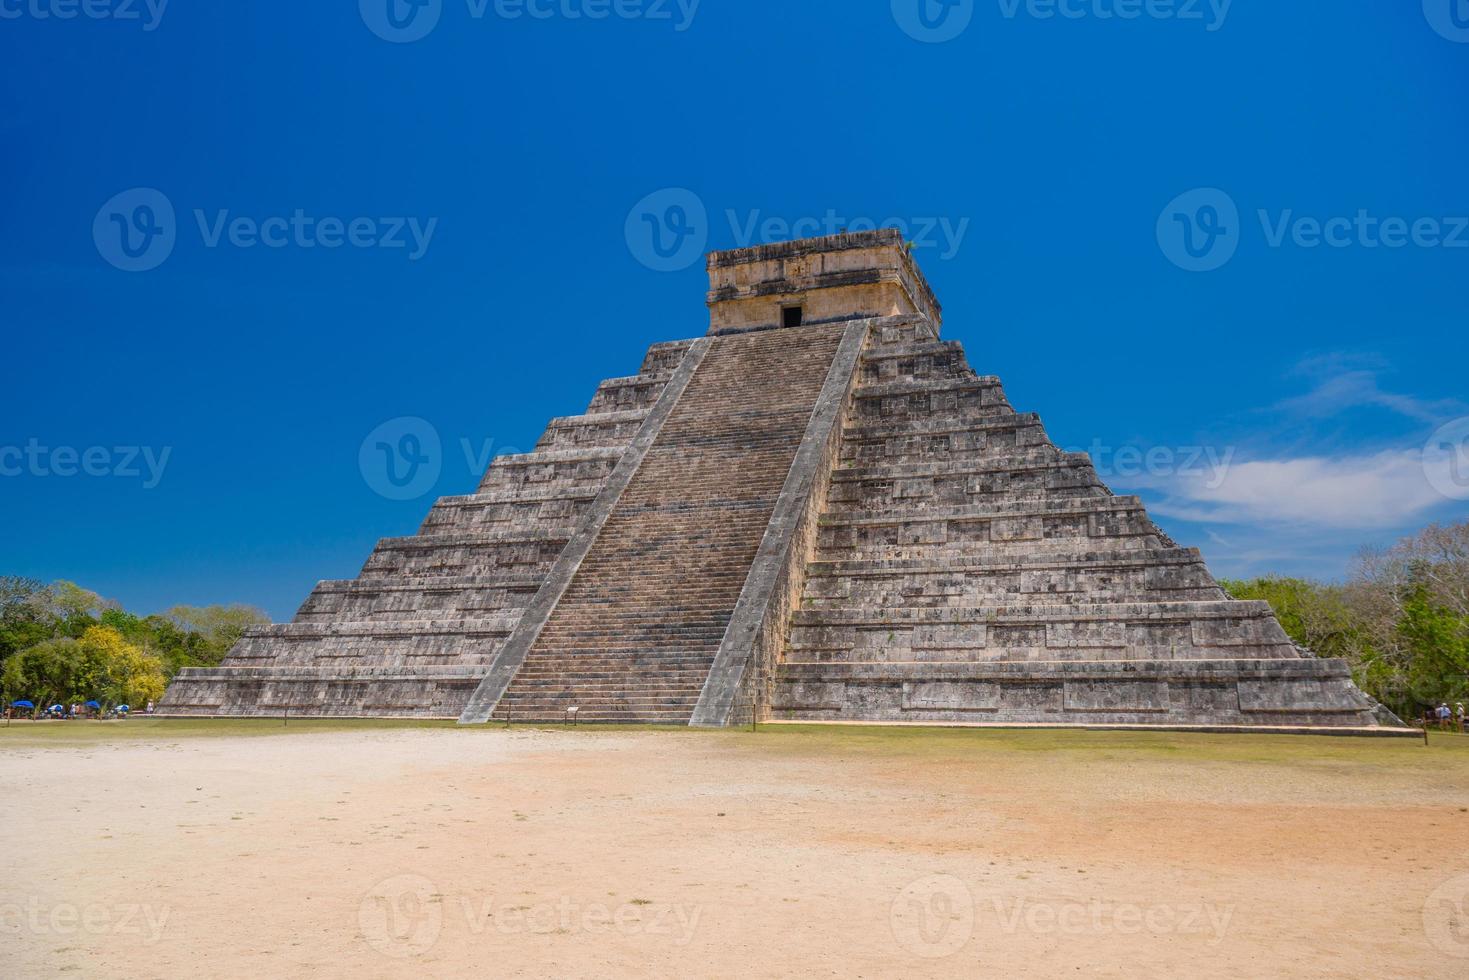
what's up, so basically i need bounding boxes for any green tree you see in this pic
[1219,576,1372,663]
[1351,523,1469,717]
[2,637,84,707]
[0,576,53,666]
[1397,582,1469,710]
[77,625,166,706]
[161,604,269,668]
[1,577,269,703]
[48,580,115,638]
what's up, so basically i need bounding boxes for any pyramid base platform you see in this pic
[769,657,1403,730]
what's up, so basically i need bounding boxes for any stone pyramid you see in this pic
[161,230,1398,731]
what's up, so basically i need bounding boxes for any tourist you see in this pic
[1457,702,1466,733]
[1436,703,1452,731]
[146,700,155,715]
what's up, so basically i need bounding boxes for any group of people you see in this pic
[1431,702,1466,732]
[41,703,104,720]
[4,700,155,720]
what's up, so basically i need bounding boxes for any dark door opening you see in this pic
[782,306,804,328]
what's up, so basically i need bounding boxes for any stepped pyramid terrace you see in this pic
[160,230,1405,732]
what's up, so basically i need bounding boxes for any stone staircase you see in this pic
[488,323,846,723]
[766,315,1382,727]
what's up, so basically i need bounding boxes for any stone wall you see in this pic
[766,307,1392,730]
[706,230,941,334]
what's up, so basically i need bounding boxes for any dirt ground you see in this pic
[2,720,1467,978]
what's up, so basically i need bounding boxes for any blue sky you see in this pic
[2,2,1467,619]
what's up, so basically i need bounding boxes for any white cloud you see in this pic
[1273,354,1465,424]
[1093,355,1469,579]
[1129,448,1456,530]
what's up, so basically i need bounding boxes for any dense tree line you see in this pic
[1222,521,1469,721]
[0,578,268,710]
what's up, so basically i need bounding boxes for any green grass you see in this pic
[755,721,1469,770]
[0,716,724,744]
[2,712,1465,776]
[4,716,1467,771]
[0,716,461,743]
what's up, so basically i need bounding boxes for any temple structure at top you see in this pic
[160,229,1404,733]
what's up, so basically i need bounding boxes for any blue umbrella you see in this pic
[84,700,101,709]
[117,705,130,712]
[11,700,34,709]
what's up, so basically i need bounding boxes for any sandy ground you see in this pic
[2,720,1467,978]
